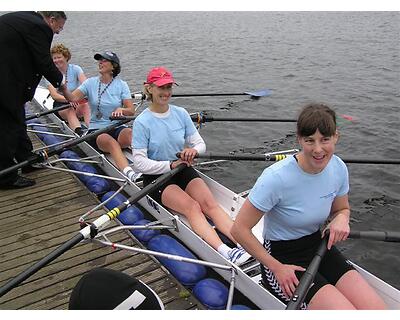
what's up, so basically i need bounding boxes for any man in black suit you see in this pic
[0,11,75,189]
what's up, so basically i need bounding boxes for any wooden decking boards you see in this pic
[0,133,204,310]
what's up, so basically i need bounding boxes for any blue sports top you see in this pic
[248,155,349,241]
[77,76,131,129]
[132,104,197,161]
[46,64,83,92]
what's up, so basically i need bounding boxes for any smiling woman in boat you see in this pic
[46,43,90,136]
[231,103,387,309]
[131,67,251,266]
[68,51,137,181]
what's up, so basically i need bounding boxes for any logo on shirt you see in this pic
[320,191,336,199]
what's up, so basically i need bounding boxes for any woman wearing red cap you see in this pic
[68,51,138,182]
[132,67,251,266]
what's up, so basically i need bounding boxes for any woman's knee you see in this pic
[96,134,117,151]
[117,128,132,147]
[307,284,356,310]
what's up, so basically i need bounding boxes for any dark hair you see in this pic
[39,11,67,20]
[297,103,337,137]
[111,62,121,77]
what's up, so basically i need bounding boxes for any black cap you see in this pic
[94,51,120,65]
[69,268,164,310]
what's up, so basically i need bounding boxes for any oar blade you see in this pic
[244,89,272,98]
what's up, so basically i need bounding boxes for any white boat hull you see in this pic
[31,86,400,309]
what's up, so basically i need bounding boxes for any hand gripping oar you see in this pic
[286,236,329,310]
[349,230,400,243]
[0,163,187,297]
[131,89,272,100]
[0,119,131,179]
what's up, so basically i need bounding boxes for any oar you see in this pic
[131,89,272,100]
[286,236,329,310]
[0,163,186,297]
[190,113,356,124]
[0,119,131,178]
[25,99,87,121]
[191,153,400,165]
[190,114,296,123]
[349,230,400,243]
[178,152,289,162]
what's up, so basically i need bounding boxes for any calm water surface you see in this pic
[48,11,400,290]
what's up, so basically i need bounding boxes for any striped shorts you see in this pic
[260,230,354,308]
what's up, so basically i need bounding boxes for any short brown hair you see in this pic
[51,43,71,61]
[297,103,337,137]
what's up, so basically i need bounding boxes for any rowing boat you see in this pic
[30,85,400,309]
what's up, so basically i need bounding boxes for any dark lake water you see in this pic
[42,11,400,290]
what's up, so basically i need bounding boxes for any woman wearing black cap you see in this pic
[69,51,138,182]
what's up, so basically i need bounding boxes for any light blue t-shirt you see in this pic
[46,63,83,91]
[248,155,349,241]
[77,76,131,129]
[132,105,197,161]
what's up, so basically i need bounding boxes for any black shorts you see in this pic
[86,125,128,150]
[260,230,355,308]
[143,166,200,203]
[52,101,66,120]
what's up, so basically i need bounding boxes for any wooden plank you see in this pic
[0,111,205,310]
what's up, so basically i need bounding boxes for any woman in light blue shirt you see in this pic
[232,103,386,309]
[47,44,90,136]
[132,67,251,266]
[70,51,136,181]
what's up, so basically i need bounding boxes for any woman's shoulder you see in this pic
[169,104,190,117]
[135,108,152,122]
[69,64,83,72]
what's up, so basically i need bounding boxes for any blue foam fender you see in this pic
[118,205,144,225]
[101,191,128,209]
[131,219,161,243]
[147,234,207,287]
[74,163,98,183]
[33,125,49,139]
[231,304,251,310]
[193,278,228,310]
[42,134,63,146]
[85,176,110,194]
[60,150,81,169]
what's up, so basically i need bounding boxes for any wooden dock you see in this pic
[0,133,204,310]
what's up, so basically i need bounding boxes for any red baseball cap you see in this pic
[145,67,178,87]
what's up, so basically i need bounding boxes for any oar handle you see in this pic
[0,233,84,297]
[349,230,400,243]
[286,236,329,310]
[109,116,136,121]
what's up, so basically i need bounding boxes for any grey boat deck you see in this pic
[0,133,204,310]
